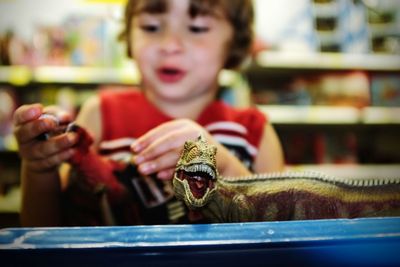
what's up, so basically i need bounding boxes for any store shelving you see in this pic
[0,66,32,86]
[255,51,400,71]
[286,163,400,180]
[258,105,400,124]
[0,65,139,85]
[0,65,240,86]
[286,164,400,179]
[247,48,400,166]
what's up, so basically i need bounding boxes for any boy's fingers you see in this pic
[14,117,58,144]
[20,132,78,160]
[157,168,175,180]
[137,150,180,176]
[25,148,75,172]
[43,105,73,124]
[13,104,43,125]
[135,128,186,162]
[131,120,186,152]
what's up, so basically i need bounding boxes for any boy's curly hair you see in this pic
[119,0,254,69]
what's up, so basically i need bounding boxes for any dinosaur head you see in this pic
[173,134,218,209]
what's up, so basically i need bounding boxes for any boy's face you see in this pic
[130,0,233,104]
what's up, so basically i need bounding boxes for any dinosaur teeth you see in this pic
[181,164,216,179]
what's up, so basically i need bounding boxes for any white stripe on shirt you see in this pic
[205,121,247,135]
[212,134,258,157]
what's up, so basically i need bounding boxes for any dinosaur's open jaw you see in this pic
[177,164,216,199]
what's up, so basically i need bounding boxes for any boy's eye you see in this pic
[140,24,159,33]
[189,25,209,33]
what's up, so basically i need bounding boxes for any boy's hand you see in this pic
[131,119,210,180]
[13,104,78,173]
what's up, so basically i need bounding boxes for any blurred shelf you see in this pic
[0,66,32,86]
[0,65,140,86]
[34,65,140,84]
[286,164,400,180]
[312,2,339,17]
[258,105,400,125]
[369,24,399,37]
[255,51,400,71]
[0,66,238,86]
[362,107,400,124]
[83,0,127,4]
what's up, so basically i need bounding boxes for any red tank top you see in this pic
[99,88,267,168]
[63,88,268,226]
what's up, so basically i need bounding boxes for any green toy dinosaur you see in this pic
[173,135,400,223]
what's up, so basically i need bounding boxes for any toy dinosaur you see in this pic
[39,117,400,224]
[173,135,400,223]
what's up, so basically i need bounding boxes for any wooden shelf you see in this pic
[34,65,140,84]
[0,66,239,86]
[286,164,400,180]
[0,65,140,85]
[258,105,400,125]
[0,66,32,86]
[255,51,400,71]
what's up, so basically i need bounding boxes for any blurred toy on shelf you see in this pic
[31,25,69,66]
[0,30,30,66]
[280,131,358,165]
[251,80,312,106]
[19,85,96,120]
[370,74,400,107]
[1,13,126,67]
[254,0,318,53]
[307,71,370,108]
[251,71,370,108]
[254,0,397,55]
[316,132,358,164]
[312,0,370,53]
[366,0,400,54]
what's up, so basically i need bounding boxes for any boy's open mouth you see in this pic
[157,67,186,83]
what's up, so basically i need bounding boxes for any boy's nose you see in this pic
[160,32,184,55]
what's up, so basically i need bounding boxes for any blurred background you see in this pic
[0,0,399,227]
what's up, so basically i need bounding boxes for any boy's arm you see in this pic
[253,123,285,173]
[19,95,102,227]
[214,139,252,177]
[216,123,284,177]
[15,104,76,227]
[20,166,62,226]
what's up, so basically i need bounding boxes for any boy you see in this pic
[13,0,284,226]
